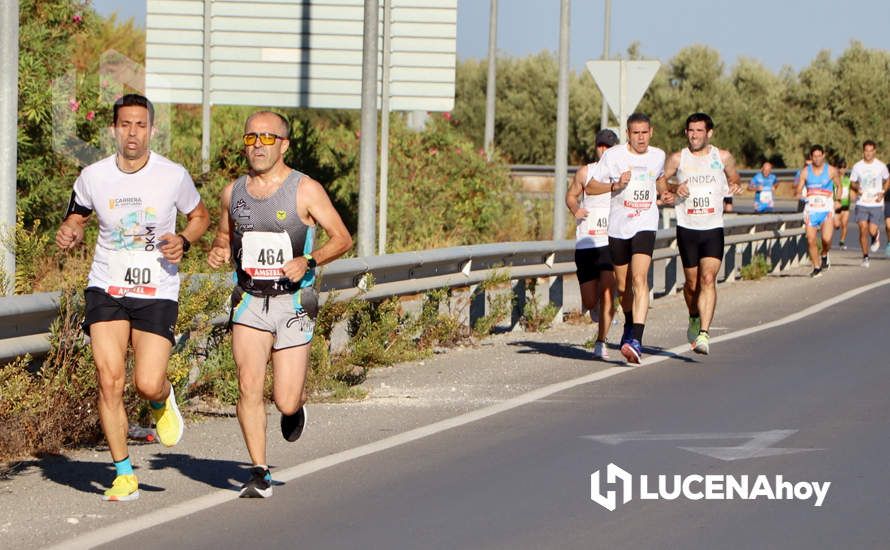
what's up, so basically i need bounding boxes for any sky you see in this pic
[92,0,890,73]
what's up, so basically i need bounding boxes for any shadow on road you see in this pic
[509,340,594,361]
[10,454,163,496]
[146,453,249,490]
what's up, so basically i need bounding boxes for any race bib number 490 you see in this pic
[242,231,293,280]
[107,250,162,297]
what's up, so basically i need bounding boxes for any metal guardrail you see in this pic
[0,214,808,363]
[509,165,802,180]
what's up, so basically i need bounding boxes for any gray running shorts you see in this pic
[231,286,318,350]
[854,204,883,225]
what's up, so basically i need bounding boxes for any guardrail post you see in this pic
[548,275,563,325]
[722,243,738,282]
[662,256,678,296]
[511,278,526,330]
[469,284,486,331]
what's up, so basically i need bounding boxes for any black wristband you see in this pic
[178,234,191,254]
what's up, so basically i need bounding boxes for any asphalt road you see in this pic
[99,276,890,548]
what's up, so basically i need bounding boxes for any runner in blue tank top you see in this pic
[794,145,840,278]
[749,161,777,213]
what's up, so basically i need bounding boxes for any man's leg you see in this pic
[820,216,834,267]
[697,257,722,332]
[612,262,632,341]
[630,252,652,327]
[233,324,274,467]
[271,344,311,417]
[805,223,820,269]
[579,280,598,320]
[131,330,173,403]
[90,320,132,463]
[683,265,700,317]
[839,210,849,245]
[596,272,615,343]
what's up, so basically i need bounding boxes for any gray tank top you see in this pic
[230,170,315,295]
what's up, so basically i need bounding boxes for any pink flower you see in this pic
[443,112,452,121]
[101,79,109,88]
[86,111,95,121]
[428,147,439,155]
[68,98,80,112]
[354,131,361,139]
[455,148,462,155]
[72,13,83,24]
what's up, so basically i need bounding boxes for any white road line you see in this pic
[49,276,890,550]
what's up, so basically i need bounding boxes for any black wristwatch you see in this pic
[303,253,317,269]
[178,234,191,254]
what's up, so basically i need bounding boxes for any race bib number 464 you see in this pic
[108,250,162,297]
[242,231,293,280]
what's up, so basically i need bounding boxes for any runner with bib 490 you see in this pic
[55,94,210,501]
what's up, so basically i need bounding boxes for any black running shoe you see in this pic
[821,255,830,271]
[810,268,822,278]
[239,466,272,498]
[281,406,306,442]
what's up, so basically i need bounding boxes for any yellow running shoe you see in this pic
[151,385,184,447]
[103,474,139,502]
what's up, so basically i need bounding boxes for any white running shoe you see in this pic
[862,257,870,268]
[870,235,880,253]
[592,340,609,360]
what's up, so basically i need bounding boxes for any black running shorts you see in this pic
[574,246,614,284]
[83,287,178,345]
[608,231,656,266]
[677,226,725,269]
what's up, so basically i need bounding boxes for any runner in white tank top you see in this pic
[585,113,667,364]
[565,129,619,359]
[661,113,740,356]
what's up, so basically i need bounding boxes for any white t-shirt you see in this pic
[591,144,665,239]
[575,162,611,249]
[674,146,729,230]
[850,159,889,206]
[72,153,201,301]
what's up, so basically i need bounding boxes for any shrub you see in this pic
[740,253,771,280]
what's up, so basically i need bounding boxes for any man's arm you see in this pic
[56,212,89,250]
[659,151,681,194]
[159,201,210,264]
[793,166,807,197]
[207,183,234,269]
[721,149,741,194]
[282,177,353,283]
[566,165,588,219]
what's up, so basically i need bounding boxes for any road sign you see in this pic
[585,60,660,141]
[145,0,457,111]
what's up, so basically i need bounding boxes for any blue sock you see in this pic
[114,456,134,477]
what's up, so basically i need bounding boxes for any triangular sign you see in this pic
[586,60,660,119]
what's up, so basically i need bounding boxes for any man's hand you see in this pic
[573,207,589,220]
[729,182,742,195]
[676,182,690,198]
[282,256,310,283]
[159,232,184,264]
[56,223,84,250]
[207,245,231,269]
[661,191,676,205]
